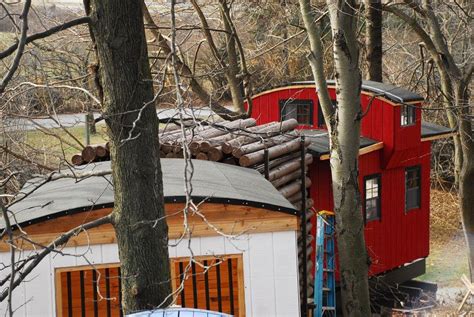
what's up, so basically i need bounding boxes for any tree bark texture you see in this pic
[327,0,371,315]
[87,0,172,313]
[456,80,474,281]
[364,0,383,82]
[385,0,474,281]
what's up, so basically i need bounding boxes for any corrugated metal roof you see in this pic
[3,159,297,229]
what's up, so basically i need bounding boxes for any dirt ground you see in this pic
[416,189,472,315]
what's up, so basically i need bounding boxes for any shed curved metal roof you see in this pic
[256,80,424,104]
[3,159,297,229]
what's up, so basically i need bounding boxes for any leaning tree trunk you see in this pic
[364,0,383,82]
[87,0,172,313]
[456,81,474,281]
[327,0,371,315]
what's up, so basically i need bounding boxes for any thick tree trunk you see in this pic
[87,0,172,313]
[299,0,371,313]
[364,0,383,82]
[327,0,371,315]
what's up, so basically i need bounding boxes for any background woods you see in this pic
[0,0,472,315]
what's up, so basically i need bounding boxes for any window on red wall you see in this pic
[401,104,416,126]
[364,174,381,222]
[405,166,421,211]
[279,99,313,125]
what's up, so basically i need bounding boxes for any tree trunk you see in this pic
[87,0,172,313]
[327,0,371,314]
[456,80,474,281]
[220,0,245,113]
[364,0,383,82]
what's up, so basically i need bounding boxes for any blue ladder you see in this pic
[314,211,336,317]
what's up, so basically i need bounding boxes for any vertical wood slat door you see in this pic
[56,265,122,317]
[56,255,244,316]
[171,255,244,317]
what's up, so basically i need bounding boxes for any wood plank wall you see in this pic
[55,255,244,317]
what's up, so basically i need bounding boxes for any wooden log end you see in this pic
[71,154,84,166]
[95,145,108,158]
[81,146,96,162]
[196,152,209,160]
[221,142,234,154]
[208,147,223,162]
[232,147,244,159]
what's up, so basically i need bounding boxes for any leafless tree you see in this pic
[384,0,474,282]
[299,0,371,315]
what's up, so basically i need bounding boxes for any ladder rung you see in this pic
[322,287,331,292]
[323,268,334,272]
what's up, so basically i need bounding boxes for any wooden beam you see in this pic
[319,142,384,160]
[421,132,456,142]
[0,203,297,251]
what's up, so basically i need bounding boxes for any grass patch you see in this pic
[10,124,109,166]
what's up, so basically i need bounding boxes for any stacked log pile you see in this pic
[71,118,315,296]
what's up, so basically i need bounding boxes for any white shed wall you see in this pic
[0,230,300,317]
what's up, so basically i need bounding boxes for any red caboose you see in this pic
[246,80,452,283]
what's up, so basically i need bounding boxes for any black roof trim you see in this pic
[16,194,299,230]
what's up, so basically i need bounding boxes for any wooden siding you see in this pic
[56,265,122,317]
[0,203,297,252]
[55,255,244,317]
[170,255,244,316]
[249,85,431,278]
[309,144,431,277]
[248,85,424,169]
[0,231,300,317]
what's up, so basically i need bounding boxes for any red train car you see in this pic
[246,80,452,282]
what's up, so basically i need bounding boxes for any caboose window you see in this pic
[405,166,421,211]
[401,104,416,126]
[279,99,313,125]
[364,174,381,222]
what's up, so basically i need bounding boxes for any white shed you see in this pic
[0,159,301,317]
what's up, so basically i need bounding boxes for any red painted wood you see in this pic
[248,85,431,278]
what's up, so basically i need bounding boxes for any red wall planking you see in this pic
[248,85,431,278]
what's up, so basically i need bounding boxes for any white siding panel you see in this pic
[168,239,178,257]
[272,231,300,317]
[248,232,274,278]
[25,254,53,317]
[74,245,102,266]
[248,232,276,316]
[274,276,300,317]
[199,236,225,256]
[249,275,277,316]
[272,231,298,277]
[175,236,201,258]
[0,228,300,317]
[101,243,119,264]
